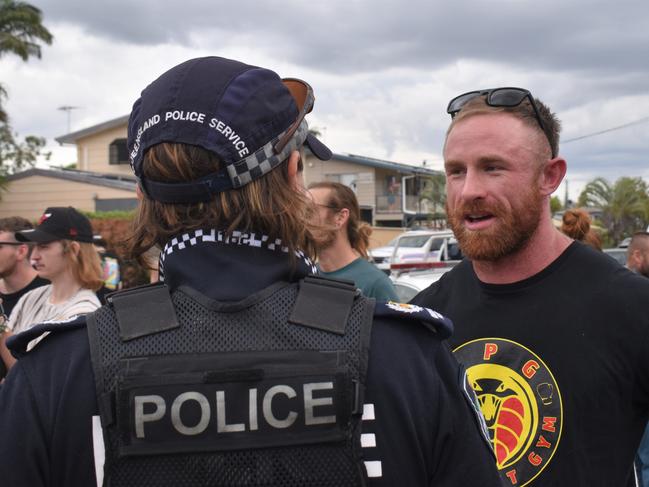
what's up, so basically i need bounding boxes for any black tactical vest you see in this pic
[87,276,374,487]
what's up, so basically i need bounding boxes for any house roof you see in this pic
[55,115,439,176]
[7,167,137,192]
[55,115,130,144]
[324,152,439,175]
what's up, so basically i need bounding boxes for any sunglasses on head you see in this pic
[274,78,315,155]
[447,87,555,157]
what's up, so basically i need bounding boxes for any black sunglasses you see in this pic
[274,78,315,155]
[447,87,555,157]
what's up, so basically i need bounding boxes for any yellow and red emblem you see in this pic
[454,338,562,486]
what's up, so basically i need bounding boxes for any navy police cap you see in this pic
[128,56,331,203]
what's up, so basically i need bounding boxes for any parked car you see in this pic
[603,247,627,266]
[369,237,399,274]
[389,229,463,275]
[391,267,451,302]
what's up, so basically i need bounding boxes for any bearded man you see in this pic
[411,88,649,487]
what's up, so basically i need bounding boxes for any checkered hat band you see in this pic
[227,120,308,188]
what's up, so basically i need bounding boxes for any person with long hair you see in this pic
[0,207,102,370]
[308,181,398,300]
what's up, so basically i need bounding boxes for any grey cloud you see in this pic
[34,0,649,79]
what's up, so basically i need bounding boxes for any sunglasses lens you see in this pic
[282,79,313,114]
[489,88,528,107]
[447,92,481,114]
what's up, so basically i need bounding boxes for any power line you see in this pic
[563,116,649,143]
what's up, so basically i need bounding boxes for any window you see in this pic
[109,138,129,165]
[326,173,358,192]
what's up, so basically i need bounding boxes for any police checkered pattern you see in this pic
[158,228,318,281]
[227,120,309,188]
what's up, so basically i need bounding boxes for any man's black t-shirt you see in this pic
[412,242,649,487]
[0,276,49,317]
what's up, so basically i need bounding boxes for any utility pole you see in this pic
[57,106,81,133]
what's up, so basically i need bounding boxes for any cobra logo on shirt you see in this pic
[454,338,563,486]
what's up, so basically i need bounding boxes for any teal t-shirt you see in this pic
[320,257,399,302]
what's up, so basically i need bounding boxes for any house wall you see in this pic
[0,175,135,220]
[304,155,376,209]
[75,125,130,175]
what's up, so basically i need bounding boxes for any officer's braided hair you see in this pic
[127,143,318,267]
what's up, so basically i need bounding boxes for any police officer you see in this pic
[0,57,501,487]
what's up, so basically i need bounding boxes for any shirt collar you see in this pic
[159,229,317,301]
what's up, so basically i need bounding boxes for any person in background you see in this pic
[0,217,49,317]
[0,207,102,370]
[628,232,649,277]
[628,231,649,486]
[308,181,398,301]
[411,87,649,486]
[0,216,49,378]
[560,208,602,250]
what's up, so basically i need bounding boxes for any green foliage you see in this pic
[578,176,649,245]
[0,0,52,61]
[82,209,136,220]
[0,122,50,175]
[419,172,446,217]
[550,196,563,214]
[0,0,53,182]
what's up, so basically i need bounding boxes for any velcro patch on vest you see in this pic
[114,350,353,457]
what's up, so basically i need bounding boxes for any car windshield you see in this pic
[399,235,438,248]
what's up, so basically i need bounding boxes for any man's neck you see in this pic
[0,265,39,295]
[472,221,573,284]
[48,271,82,305]
[318,236,359,273]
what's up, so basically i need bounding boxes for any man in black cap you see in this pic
[0,57,500,486]
[0,207,103,370]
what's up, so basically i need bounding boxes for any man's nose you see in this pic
[460,169,487,201]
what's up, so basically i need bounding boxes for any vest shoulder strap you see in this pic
[289,275,363,335]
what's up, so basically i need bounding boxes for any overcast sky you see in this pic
[1,0,648,201]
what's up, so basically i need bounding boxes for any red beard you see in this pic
[447,188,543,262]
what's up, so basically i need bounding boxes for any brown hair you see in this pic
[127,143,318,265]
[62,240,104,291]
[561,209,602,251]
[307,181,372,258]
[447,94,561,159]
[0,216,33,233]
[0,216,36,257]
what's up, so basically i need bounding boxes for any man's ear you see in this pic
[16,243,30,262]
[336,208,350,228]
[69,241,81,256]
[539,156,567,196]
[287,151,304,190]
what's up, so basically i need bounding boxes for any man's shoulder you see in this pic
[18,282,52,305]
[7,314,89,359]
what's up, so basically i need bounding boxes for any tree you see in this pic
[419,172,446,221]
[0,0,53,177]
[550,196,563,214]
[578,176,649,245]
[0,123,50,176]
[0,0,52,59]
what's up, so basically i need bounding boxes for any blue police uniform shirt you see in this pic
[0,230,500,486]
